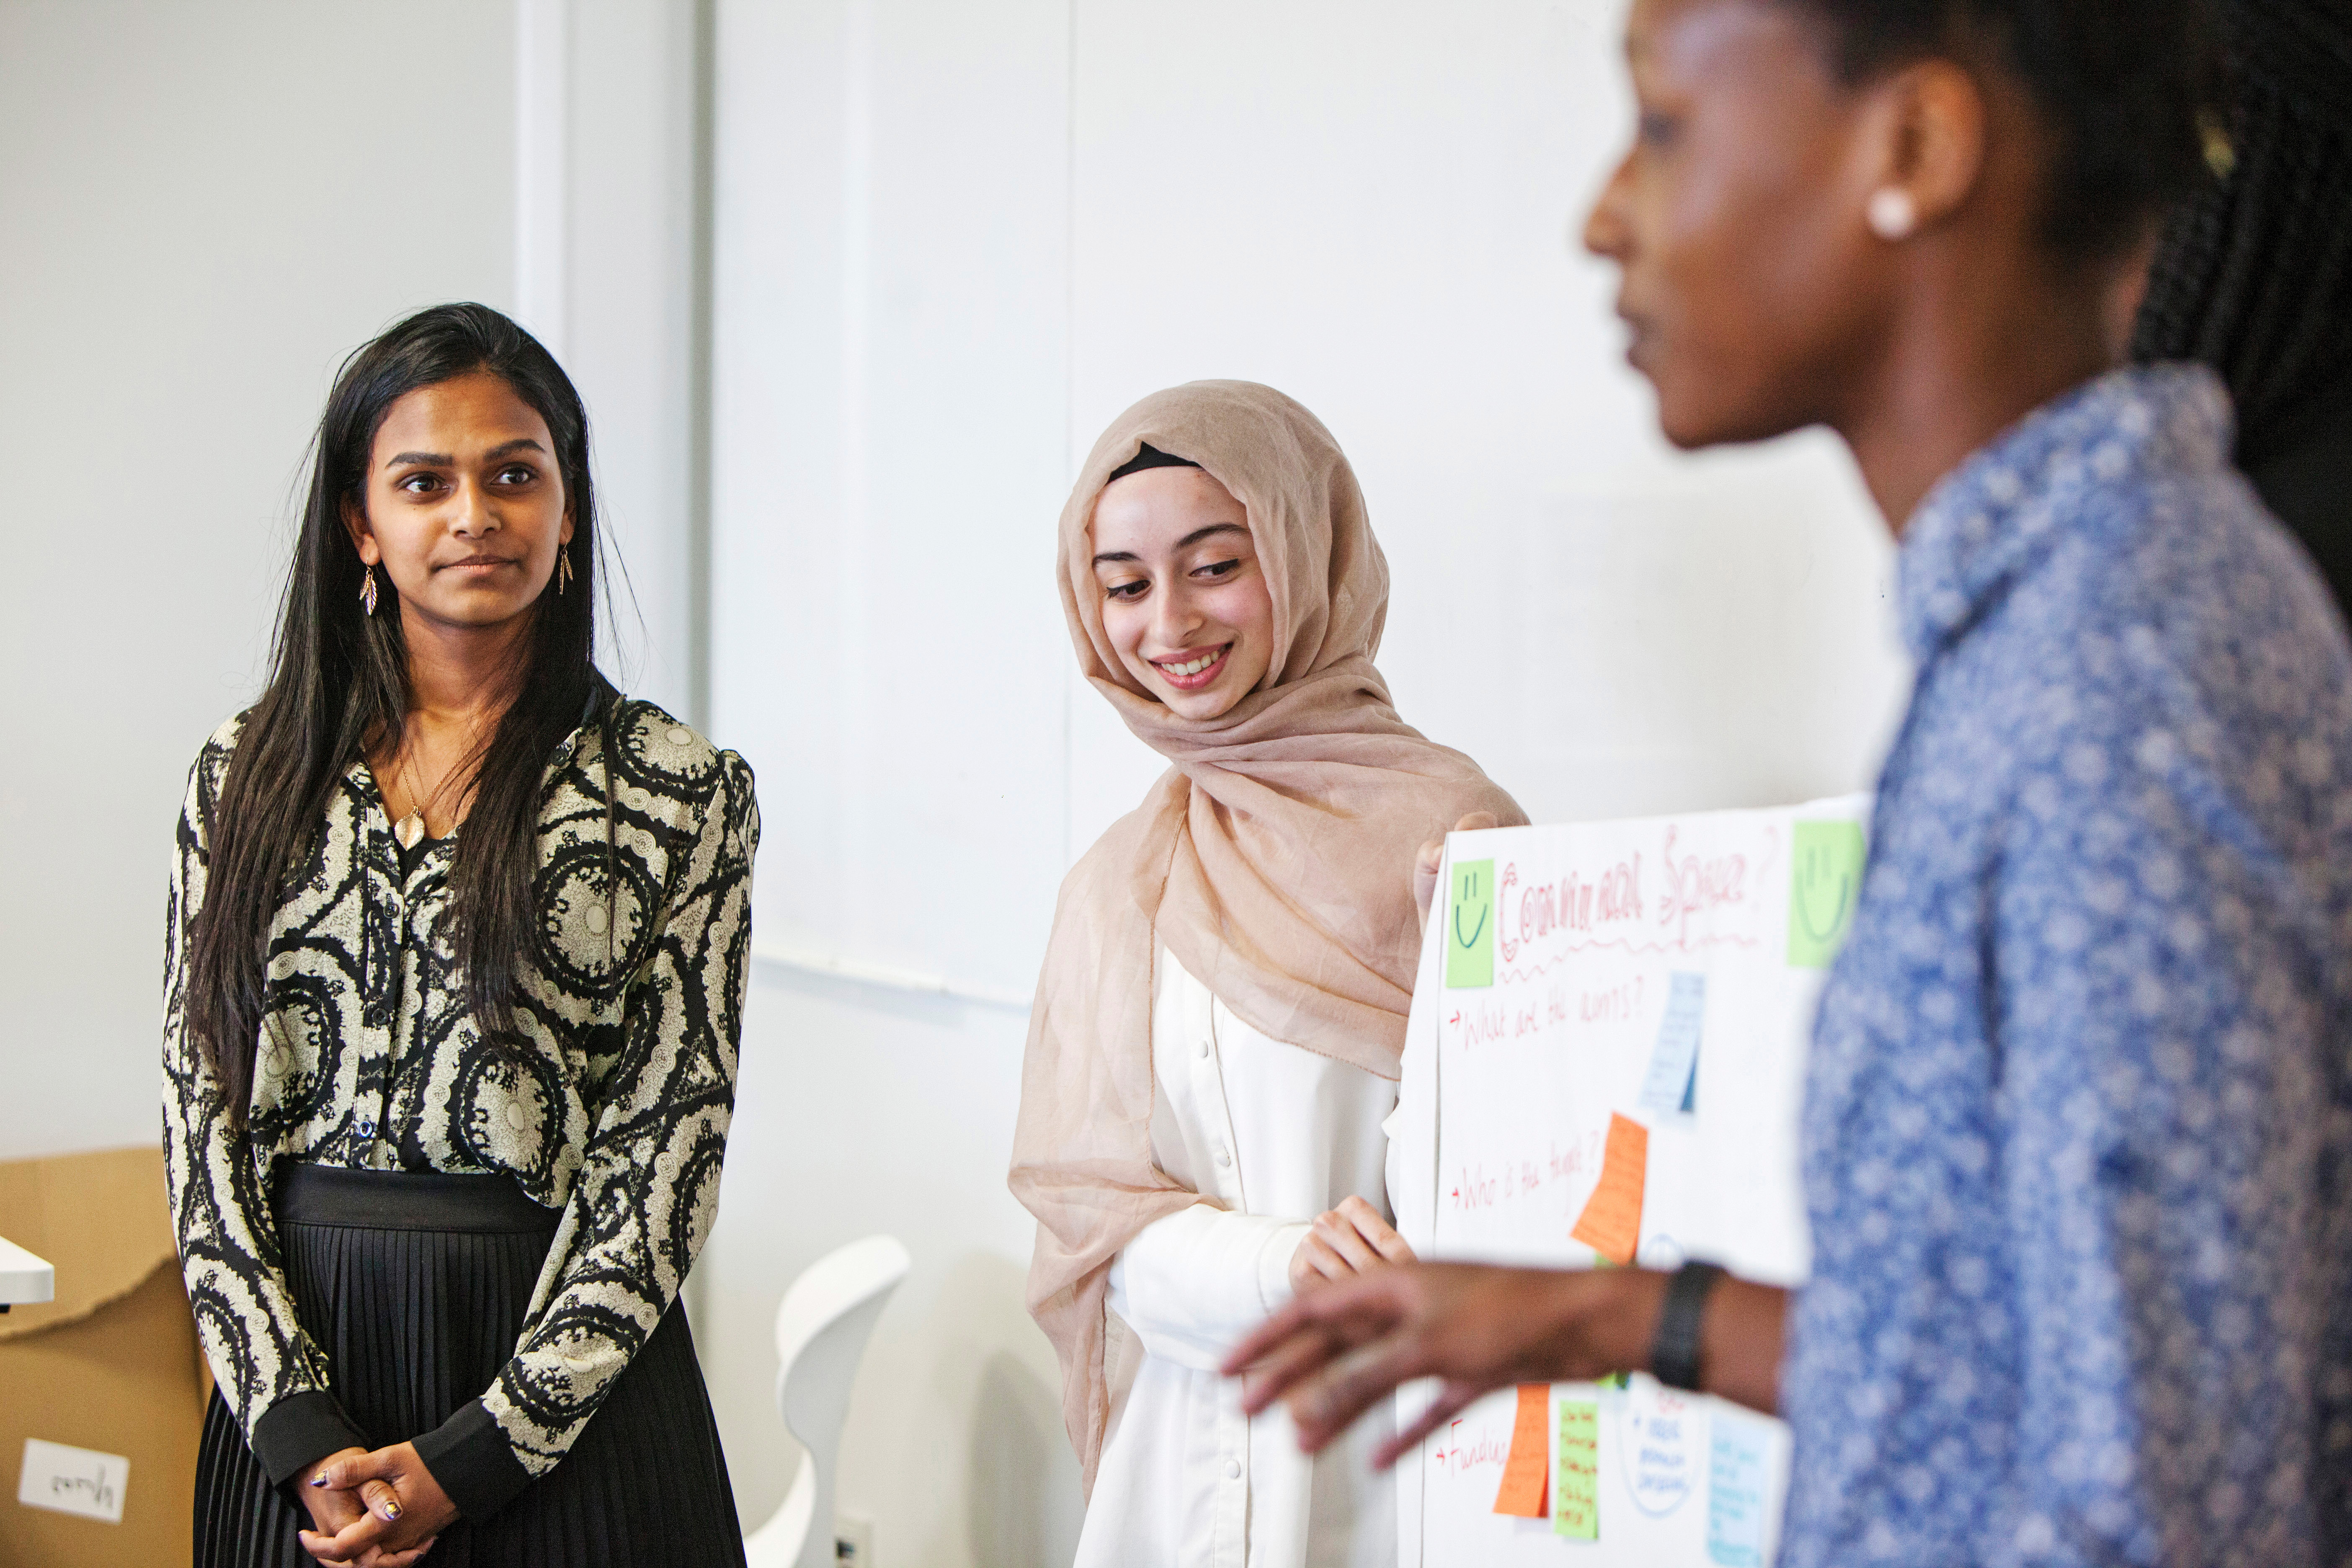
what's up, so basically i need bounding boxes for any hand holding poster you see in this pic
[1389,797,1867,1568]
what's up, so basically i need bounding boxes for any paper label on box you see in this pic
[18,1438,129,1524]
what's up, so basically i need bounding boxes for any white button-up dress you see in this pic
[1073,949,1399,1568]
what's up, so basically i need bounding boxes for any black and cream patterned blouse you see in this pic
[162,696,758,1511]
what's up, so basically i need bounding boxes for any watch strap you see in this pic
[1649,1260,1726,1391]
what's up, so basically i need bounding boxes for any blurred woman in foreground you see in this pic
[1225,3,2352,1563]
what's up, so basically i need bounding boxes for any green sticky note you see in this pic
[1556,1398,1599,1539]
[1446,858,1495,989]
[1787,820,1866,968]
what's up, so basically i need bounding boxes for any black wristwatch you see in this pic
[1648,1260,1726,1391]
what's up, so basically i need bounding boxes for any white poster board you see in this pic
[1390,797,1869,1568]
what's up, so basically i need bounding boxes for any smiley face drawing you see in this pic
[1447,857,1495,988]
[1787,820,1866,968]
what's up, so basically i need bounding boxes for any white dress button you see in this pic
[1196,1039,1211,1059]
[1225,1459,1242,1480]
[1215,1145,1232,1168]
[666,726,693,747]
[505,1101,531,1130]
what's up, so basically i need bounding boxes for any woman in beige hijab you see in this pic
[1010,380,1522,1567]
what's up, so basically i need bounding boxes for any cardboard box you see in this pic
[1,1145,207,1567]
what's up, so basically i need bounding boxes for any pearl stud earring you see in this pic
[1867,187,1918,240]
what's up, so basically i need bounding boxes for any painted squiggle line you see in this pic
[1492,931,1761,985]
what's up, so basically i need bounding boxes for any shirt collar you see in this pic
[1894,363,2234,665]
[542,682,616,772]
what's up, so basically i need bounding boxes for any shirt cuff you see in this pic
[412,1399,534,1522]
[251,1389,370,1502]
[1257,1222,1310,1314]
[1113,1205,1318,1368]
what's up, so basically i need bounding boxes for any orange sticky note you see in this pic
[1491,1384,1552,1517]
[1570,1113,1648,1265]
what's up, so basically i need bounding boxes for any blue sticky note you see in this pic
[1636,973,1705,1118]
[1706,1418,1769,1567]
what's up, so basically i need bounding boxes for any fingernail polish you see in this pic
[382,1502,402,1519]
[309,1475,327,1487]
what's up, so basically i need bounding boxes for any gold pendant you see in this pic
[394,811,426,851]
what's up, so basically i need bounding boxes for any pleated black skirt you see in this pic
[193,1165,745,1568]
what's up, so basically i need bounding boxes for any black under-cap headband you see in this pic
[1107,442,1202,484]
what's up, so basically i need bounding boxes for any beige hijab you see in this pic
[1008,380,1525,1490]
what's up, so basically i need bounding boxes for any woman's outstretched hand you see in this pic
[1414,812,1501,931]
[1223,1261,1666,1468]
[298,1442,455,1567]
[1224,1263,1789,1467]
[1289,1194,1416,1296]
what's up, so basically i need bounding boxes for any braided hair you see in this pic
[2133,0,2352,604]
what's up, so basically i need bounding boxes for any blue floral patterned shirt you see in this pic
[1782,366,2352,1568]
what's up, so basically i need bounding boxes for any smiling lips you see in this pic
[1153,643,1232,690]
[441,554,518,572]
[1617,302,1654,368]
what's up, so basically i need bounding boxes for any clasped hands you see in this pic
[296,1442,457,1567]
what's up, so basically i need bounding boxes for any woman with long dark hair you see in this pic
[164,303,758,1567]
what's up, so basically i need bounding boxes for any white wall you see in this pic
[561,0,709,722]
[1063,3,1906,836]
[0,0,705,1168]
[0,0,519,1162]
[702,1,1086,1557]
[699,3,1908,1567]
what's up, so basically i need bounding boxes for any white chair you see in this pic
[742,1235,913,1568]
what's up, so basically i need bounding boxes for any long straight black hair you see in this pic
[188,303,614,1119]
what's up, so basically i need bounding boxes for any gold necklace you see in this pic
[392,747,431,851]
[391,740,466,851]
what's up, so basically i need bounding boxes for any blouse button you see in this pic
[585,905,609,935]
[1225,1459,1242,1481]
[1214,1145,1232,1168]
[505,1102,531,1131]
[665,726,693,748]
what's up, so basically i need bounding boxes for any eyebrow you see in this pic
[1091,522,1249,566]
[382,437,548,469]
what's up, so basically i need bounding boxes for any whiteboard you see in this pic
[1390,798,1869,1568]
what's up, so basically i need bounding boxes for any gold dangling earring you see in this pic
[361,564,378,616]
[557,544,574,596]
